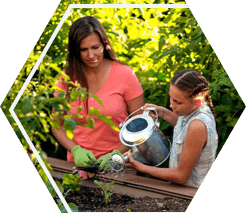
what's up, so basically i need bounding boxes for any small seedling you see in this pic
[94,180,117,204]
[62,173,83,193]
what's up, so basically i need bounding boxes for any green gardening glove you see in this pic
[97,149,122,171]
[71,145,97,167]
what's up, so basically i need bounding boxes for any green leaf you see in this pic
[106,192,112,199]
[98,115,120,132]
[77,114,83,119]
[45,181,56,198]
[62,173,82,193]
[58,203,67,213]
[70,88,80,102]
[35,131,47,141]
[66,130,74,140]
[22,98,33,114]
[50,119,60,130]
[80,92,88,102]
[228,118,238,127]
[94,180,102,187]
[86,116,95,129]
[92,94,104,107]
[63,189,71,198]
[159,48,177,59]
[64,118,76,130]
[68,203,79,212]
[175,17,188,23]
[104,185,109,191]
[57,92,65,98]
[192,27,203,40]
[108,180,117,187]
[39,117,50,133]
[149,51,160,59]
[57,199,63,206]
[214,105,231,112]
[226,115,232,122]
[159,35,165,52]
[55,181,64,194]
[163,9,175,23]
[75,120,87,127]
[89,107,101,116]
[77,105,83,112]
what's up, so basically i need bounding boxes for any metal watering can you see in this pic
[109,107,171,171]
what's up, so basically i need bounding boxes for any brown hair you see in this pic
[65,16,117,113]
[171,69,219,133]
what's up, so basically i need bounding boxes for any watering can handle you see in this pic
[119,107,159,129]
[142,107,159,124]
[119,107,144,128]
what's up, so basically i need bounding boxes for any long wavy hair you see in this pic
[66,16,117,112]
[171,69,219,134]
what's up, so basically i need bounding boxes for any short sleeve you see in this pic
[123,67,143,101]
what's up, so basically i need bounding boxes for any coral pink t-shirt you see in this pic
[55,61,143,161]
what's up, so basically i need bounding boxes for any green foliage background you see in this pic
[1,0,245,165]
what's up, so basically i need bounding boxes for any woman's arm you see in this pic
[125,94,145,116]
[114,94,145,154]
[158,106,178,127]
[125,119,207,184]
[115,143,129,154]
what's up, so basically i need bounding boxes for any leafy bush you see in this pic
[62,173,83,193]
[1,1,244,167]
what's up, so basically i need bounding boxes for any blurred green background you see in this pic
[1,0,244,163]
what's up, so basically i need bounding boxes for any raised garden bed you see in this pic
[48,157,196,212]
[54,177,191,212]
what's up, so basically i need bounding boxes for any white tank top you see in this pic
[169,102,218,188]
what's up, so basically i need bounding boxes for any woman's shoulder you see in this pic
[113,61,137,78]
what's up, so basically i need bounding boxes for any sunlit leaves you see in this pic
[91,94,104,107]
[70,88,81,103]
[89,107,101,116]
[97,115,120,132]
[86,116,95,129]
[1,3,244,166]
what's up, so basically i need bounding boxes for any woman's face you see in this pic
[79,32,104,69]
[169,84,196,117]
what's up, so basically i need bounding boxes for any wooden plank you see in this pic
[98,172,197,198]
[47,156,75,171]
[46,156,197,199]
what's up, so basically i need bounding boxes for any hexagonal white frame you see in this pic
[7,4,191,213]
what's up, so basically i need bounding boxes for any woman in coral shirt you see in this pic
[52,16,144,179]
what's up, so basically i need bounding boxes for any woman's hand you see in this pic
[71,145,97,167]
[142,103,178,126]
[97,149,122,171]
[78,171,95,179]
[142,103,164,120]
[123,150,144,172]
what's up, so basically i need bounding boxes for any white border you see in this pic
[7,3,189,213]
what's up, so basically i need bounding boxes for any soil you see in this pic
[54,178,191,212]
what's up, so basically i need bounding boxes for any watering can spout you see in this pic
[109,153,128,171]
